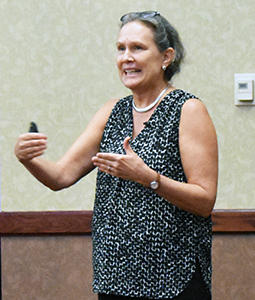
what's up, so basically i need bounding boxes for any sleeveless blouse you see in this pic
[92,89,212,299]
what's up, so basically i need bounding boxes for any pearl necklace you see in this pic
[132,86,168,113]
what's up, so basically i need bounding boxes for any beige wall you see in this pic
[1,0,255,211]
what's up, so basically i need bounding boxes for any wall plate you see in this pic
[235,74,255,106]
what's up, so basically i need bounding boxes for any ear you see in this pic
[162,47,175,68]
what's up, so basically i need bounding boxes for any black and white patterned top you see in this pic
[92,89,212,299]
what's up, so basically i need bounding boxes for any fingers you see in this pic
[15,133,48,162]
[20,133,47,140]
[92,138,138,179]
[92,153,118,173]
[123,136,133,154]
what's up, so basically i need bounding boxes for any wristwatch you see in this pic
[150,172,161,190]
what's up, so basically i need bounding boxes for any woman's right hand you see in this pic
[13,99,117,190]
[14,133,47,163]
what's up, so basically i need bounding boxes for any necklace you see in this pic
[133,86,168,113]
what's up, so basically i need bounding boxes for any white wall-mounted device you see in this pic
[235,74,255,106]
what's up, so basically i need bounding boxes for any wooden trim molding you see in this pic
[0,211,92,235]
[0,210,254,235]
[212,209,255,232]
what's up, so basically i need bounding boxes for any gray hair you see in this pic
[120,12,185,81]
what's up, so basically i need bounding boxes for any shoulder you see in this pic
[168,89,198,100]
[88,98,119,132]
[112,95,132,108]
[180,98,216,139]
[167,88,206,115]
[104,95,132,119]
[94,95,132,126]
[100,98,119,112]
[94,98,120,119]
[182,98,209,118]
[164,89,199,109]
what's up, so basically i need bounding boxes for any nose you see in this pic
[122,48,134,62]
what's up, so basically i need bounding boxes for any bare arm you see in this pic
[92,99,218,218]
[153,99,218,217]
[15,99,117,191]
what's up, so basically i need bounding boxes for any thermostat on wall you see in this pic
[235,74,255,106]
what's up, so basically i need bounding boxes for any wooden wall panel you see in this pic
[2,233,255,299]
[212,234,255,299]
[1,236,97,300]
[1,210,255,299]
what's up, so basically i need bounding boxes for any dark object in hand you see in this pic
[28,122,39,133]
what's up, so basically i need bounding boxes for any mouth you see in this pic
[124,69,141,74]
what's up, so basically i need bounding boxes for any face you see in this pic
[116,21,167,92]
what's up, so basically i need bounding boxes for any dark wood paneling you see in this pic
[211,210,255,232]
[0,211,92,235]
[0,210,255,235]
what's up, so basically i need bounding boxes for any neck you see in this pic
[133,85,170,113]
[132,83,170,108]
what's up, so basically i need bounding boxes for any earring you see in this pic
[162,65,166,71]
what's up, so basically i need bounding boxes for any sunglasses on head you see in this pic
[120,11,160,22]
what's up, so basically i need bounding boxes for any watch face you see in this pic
[150,180,159,190]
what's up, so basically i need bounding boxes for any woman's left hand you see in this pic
[92,137,150,184]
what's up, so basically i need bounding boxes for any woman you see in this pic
[15,11,218,300]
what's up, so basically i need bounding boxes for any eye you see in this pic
[134,45,143,50]
[117,44,125,51]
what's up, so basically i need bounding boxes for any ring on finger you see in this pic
[108,166,111,171]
